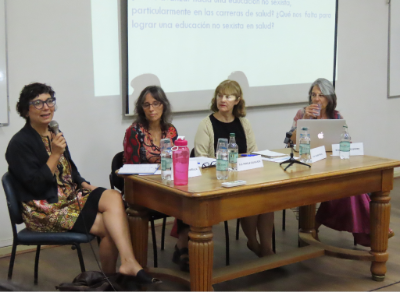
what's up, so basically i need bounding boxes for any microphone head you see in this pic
[49,120,60,134]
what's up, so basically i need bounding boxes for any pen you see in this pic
[241,154,257,157]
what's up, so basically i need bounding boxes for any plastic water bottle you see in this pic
[172,138,190,185]
[216,138,229,180]
[228,133,238,171]
[299,127,311,163]
[340,125,351,159]
[161,139,172,181]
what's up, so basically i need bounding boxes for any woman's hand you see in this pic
[47,133,67,174]
[304,104,320,119]
[81,182,97,191]
[51,133,66,156]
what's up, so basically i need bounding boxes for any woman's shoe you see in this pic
[117,270,161,289]
[172,245,190,272]
[135,269,162,285]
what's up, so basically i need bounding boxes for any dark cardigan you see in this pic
[5,123,88,203]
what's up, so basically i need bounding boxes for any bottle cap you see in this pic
[230,133,235,137]
[174,139,187,146]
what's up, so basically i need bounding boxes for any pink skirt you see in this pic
[316,193,371,246]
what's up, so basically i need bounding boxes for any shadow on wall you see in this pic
[129,74,161,114]
[228,71,250,100]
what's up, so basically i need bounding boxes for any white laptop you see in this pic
[296,119,346,151]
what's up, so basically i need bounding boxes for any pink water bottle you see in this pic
[172,138,189,186]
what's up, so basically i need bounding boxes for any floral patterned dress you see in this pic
[123,123,178,164]
[21,136,92,232]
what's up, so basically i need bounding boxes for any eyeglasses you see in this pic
[202,161,216,169]
[217,94,237,101]
[142,101,162,109]
[29,97,56,110]
[311,93,326,99]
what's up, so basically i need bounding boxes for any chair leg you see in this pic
[224,221,230,266]
[150,219,158,268]
[34,245,41,284]
[161,217,166,251]
[75,244,86,272]
[8,241,17,280]
[272,225,276,253]
[236,219,240,240]
[282,209,286,231]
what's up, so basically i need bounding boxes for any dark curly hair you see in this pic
[16,83,55,121]
[133,86,172,131]
[210,80,246,118]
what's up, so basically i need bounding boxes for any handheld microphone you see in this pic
[49,120,60,135]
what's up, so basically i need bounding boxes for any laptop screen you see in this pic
[296,119,346,151]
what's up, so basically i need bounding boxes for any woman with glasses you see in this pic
[287,78,393,246]
[288,78,343,144]
[6,83,159,285]
[194,80,275,257]
[123,86,177,164]
[123,86,191,271]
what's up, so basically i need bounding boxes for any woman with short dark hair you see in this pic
[6,82,159,284]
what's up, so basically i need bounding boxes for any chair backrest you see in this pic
[190,148,195,158]
[110,151,125,192]
[2,172,24,237]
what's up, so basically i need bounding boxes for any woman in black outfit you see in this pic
[5,83,159,284]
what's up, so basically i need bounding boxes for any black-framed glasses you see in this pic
[29,97,56,110]
[202,161,216,169]
[142,101,162,109]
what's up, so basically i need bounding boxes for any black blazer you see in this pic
[5,123,88,203]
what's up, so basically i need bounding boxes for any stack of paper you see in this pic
[118,164,159,175]
[252,150,287,158]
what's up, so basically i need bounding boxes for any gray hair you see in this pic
[308,78,337,119]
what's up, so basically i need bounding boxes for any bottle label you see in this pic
[340,141,350,152]
[161,158,171,171]
[229,152,238,163]
[217,159,228,171]
[299,144,310,155]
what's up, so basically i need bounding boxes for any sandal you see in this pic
[172,245,190,272]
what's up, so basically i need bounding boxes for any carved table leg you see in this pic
[126,206,149,268]
[299,204,317,246]
[370,191,391,281]
[188,226,213,291]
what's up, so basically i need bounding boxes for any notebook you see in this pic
[296,119,347,151]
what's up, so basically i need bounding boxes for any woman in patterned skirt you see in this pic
[6,83,159,284]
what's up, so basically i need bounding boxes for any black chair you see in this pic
[1,172,94,284]
[109,151,168,268]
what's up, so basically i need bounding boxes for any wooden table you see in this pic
[122,153,400,291]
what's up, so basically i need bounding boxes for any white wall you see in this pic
[0,0,398,247]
